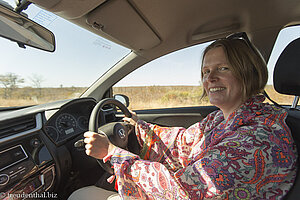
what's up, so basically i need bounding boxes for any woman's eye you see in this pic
[219,66,229,71]
[203,70,210,75]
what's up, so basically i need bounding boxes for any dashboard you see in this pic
[0,113,55,200]
[0,97,114,200]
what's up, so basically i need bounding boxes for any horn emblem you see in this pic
[118,128,125,139]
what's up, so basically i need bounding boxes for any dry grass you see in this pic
[113,86,210,110]
[0,87,86,107]
[264,85,294,104]
[0,85,295,109]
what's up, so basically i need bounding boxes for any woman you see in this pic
[71,33,298,199]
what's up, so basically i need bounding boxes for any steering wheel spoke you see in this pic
[98,122,129,149]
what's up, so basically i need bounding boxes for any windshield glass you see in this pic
[0,0,130,107]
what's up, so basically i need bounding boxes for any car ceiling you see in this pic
[29,0,300,62]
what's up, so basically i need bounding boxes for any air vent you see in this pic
[0,115,37,139]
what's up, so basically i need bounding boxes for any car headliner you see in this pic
[30,0,300,60]
[29,0,300,100]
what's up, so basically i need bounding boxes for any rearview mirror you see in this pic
[0,3,55,52]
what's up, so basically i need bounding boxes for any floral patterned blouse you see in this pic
[104,95,298,199]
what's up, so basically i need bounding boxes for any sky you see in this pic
[1,0,300,88]
[0,0,130,88]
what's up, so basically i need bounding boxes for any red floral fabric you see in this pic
[108,95,297,199]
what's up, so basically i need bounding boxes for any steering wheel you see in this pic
[89,98,132,174]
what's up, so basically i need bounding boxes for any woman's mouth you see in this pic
[209,87,225,93]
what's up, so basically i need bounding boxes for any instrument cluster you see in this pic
[44,100,95,144]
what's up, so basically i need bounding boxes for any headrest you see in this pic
[274,37,300,96]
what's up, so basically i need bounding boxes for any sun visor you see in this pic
[191,16,241,42]
[86,0,160,50]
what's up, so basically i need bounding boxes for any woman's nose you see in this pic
[206,70,218,82]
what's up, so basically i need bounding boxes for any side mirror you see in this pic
[0,3,55,52]
[113,94,130,107]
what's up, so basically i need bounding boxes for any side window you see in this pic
[113,43,210,110]
[266,25,300,105]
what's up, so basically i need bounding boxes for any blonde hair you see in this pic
[201,38,268,101]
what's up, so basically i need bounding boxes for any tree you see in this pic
[0,73,24,99]
[29,74,45,98]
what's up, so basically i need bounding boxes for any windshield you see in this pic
[0,0,130,107]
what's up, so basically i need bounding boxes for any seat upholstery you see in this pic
[273,37,300,200]
[274,38,300,96]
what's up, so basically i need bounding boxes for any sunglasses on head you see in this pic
[226,32,257,53]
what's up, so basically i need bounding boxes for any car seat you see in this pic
[273,37,300,200]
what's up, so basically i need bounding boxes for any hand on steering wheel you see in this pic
[123,110,138,126]
[84,131,116,160]
[80,98,132,174]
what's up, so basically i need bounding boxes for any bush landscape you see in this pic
[0,85,294,110]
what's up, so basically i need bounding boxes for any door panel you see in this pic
[134,106,218,128]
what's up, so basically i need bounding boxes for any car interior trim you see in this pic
[86,0,160,50]
[41,166,56,191]
[0,144,28,172]
[0,113,42,144]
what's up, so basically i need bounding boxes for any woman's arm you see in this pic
[124,110,201,168]
[135,120,203,170]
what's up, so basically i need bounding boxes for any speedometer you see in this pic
[55,113,77,136]
[78,116,88,130]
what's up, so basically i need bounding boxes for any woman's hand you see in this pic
[84,131,116,159]
[123,110,139,126]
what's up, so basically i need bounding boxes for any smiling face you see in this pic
[202,47,243,118]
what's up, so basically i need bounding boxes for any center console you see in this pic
[0,134,55,200]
